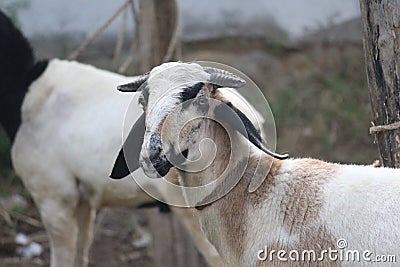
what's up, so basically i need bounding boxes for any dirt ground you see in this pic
[0,200,151,266]
[0,197,208,267]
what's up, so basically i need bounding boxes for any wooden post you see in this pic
[359,0,400,167]
[147,209,207,267]
[148,209,175,266]
[138,0,179,73]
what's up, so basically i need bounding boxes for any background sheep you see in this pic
[0,11,222,267]
[116,61,400,266]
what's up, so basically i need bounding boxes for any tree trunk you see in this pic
[359,0,400,167]
[138,0,179,73]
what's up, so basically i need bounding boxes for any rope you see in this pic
[369,121,400,134]
[68,0,132,60]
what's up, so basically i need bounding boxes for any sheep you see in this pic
[0,11,267,267]
[0,11,221,267]
[115,61,400,267]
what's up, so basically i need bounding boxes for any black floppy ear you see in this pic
[214,101,289,160]
[110,113,145,179]
[117,72,150,92]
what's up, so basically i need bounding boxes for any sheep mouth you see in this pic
[140,155,173,178]
[143,149,188,178]
[152,159,173,177]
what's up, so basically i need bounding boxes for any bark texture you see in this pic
[360,0,400,167]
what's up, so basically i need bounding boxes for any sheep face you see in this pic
[142,83,229,179]
[139,63,216,179]
[123,63,247,179]
[115,62,288,183]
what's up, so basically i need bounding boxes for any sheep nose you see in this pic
[148,133,163,161]
[149,145,162,161]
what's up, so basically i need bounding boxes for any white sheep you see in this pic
[0,11,222,267]
[116,61,400,267]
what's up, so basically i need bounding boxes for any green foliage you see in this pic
[271,53,376,164]
[270,36,287,55]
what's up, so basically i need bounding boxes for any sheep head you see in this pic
[111,62,288,196]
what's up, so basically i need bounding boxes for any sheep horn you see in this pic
[117,72,150,92]
[204,67,246,88]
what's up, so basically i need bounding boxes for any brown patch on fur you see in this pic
[211,88,227,103]
[213,165,249,259]
[212,157,283,259]
[256,226,340,266]
[211,157,339,263]
[202,83,214,95]
[253,159,340,267]
[248,157,282,205]
[251,158,338,233]
[281,159,338,234]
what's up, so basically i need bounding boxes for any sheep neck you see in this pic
[178,121,281,263]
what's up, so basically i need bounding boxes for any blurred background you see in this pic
[0,0,377,266]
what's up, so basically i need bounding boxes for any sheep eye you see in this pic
[195,96,209,113]
[198,98,206,106]
[196,93,208,106]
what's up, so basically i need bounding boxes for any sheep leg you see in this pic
[74,201,96,267]
[21,170,81,267]
[38,200,79,267]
